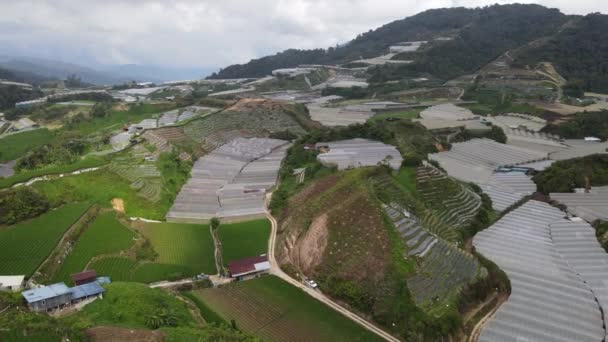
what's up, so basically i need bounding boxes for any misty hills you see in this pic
[0,56,211,86]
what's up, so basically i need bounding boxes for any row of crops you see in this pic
[51,212,135,284]
[108,145,163,203]
[416,166,482,230]
[89,222,216,283]
[0,202,91,277]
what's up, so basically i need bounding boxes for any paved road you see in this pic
[264,203,401,342]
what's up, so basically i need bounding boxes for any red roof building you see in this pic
[227,255,271,278]
[71,270,97,286]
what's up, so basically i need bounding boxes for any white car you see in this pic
[305,279,318,289]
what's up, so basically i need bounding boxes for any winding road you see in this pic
[264,195,400,342]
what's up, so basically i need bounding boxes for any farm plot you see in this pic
[52,212,135,284]
[90,222,215,283]
[219,219,271,263]
[0,202,90,276]
[139,222,216,274]
[194,275,382,342]
[108,145,162,203]
[416,166,481,230]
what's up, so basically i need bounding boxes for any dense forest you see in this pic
[542,110,608,140]
[208,7,477,78]
[533,154,608,193]
[0,84,43,111]
[368,4,566,82]
[514,14,608,93]
[209,4,569,81]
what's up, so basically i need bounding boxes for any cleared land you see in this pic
[0,202,90,276]
[219,219,271,263]
[52,212,135,284]
[193,275,382,342]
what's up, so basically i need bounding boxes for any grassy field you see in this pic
[219,219,271,263]
[0,129,55,162]
[0,202,90,276]
[140,222,216,274]
[194,276,382,341]
[52,212,135,284]
[369,109,421,122]
[0,156,108,188]
[33,169,165,219]
[76,282,194,329]
[90,222,216,283]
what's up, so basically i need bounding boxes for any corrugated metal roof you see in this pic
[70,281,105,300]
[474,200,606,341]
[22,283,70,303]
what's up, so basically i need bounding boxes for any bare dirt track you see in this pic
[111,198,125,214]
[86,326,164,342]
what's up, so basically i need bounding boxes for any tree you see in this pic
[91,102,110,118]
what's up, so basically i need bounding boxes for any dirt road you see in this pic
[264,198,400,342]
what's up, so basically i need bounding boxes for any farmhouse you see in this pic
[71,270,97,286]
[21,281,106,312]
[22,283,72,312]
[69,281,105,303]
[0,275,25,291]
[228,254,271,280]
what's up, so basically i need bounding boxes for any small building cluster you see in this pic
[227,255,271,280]
[20,270,107,312]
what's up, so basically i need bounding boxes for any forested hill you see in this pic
[208,4,566,80]
[514,14,608,93]
[207,7,478,79]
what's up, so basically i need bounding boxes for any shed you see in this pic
[22,283,71,312]
[70,282,105,302]
[228,255,271,279]
[71,270,97,286]
[0,275,25,291]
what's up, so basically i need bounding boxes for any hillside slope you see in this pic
[514,13,608,93]
[209,7,477,78]
[210,4,567,82]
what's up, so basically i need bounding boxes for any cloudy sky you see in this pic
[0,0,605,74]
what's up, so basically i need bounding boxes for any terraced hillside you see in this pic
[275,168,487,340]
[372,174,483,309]
[416,166,482,230]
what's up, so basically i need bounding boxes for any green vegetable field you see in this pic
[219,219,271,263]
[52,212,135,283]
[89,222,216,283]
[0,202,90,276]
[194,276,382,341]
[140,222,216,273]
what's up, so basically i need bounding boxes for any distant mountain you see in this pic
[98,64,212,83]
[211,4,597,86]
[209,7,478,79]
[0,56,210,86]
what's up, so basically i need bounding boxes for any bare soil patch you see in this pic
[112,198,125,214]
[86,326,164,342]
[295,214,328,273]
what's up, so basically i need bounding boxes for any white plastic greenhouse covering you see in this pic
[550,192,608,222]
[474,200,608,341]
[316,138,403,170]
[167,138,288,222]
[428,139,546,211]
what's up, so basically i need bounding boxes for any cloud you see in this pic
[0,0,605,73]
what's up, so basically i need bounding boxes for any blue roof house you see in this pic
[22,283,71,312]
